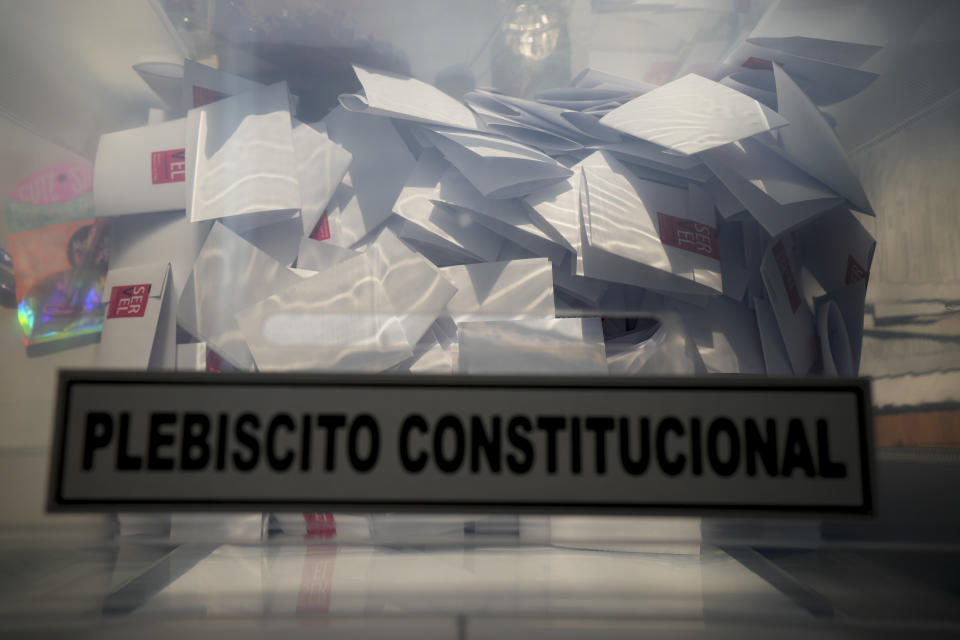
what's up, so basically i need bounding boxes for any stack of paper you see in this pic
[95,46,882,377]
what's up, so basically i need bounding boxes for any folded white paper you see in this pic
[458,318,607,375]
[94,118,187,217]
[182,59,264,111]
[297,236,360,272]
[393,149,503,262]
[366,226,457,346]
[293,119,352,237]
[701,144,842,238]
[98,262,175,370]
[133,62,184,114]
[796,207,875,294]
[108,210,212,300]
[816,299,854,376]
[238,213,303,267]
[324,106,417,247]
[770,65,874,215]
[605,314,699,376]
[339,64,479,130]
[759,235,818,375]
[423,127,571,199]
[441,258,555,323]
[178,222,301,370]
[579,151,723,295]
[431,165,569,262]
[523,166,582,251]
[675,296,765,374]
[236,253,412,372]
[815,280,867,373]
[186,82,301,224]
[753,295,793,376]
[176,342,207,371]
[600,74,788,155]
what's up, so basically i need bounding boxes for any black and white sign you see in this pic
[48,372,873,515]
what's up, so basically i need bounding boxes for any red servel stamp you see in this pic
[657,211,720,260]
[151,148,186,184]
[107,284,151,319]
[845,255,869,285]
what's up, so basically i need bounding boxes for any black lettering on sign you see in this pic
[620,418,650,475]
[690,418,703,476]
[117,413,143,471]
[507,415,534,474]
[585,417,614,474]
[782,418,815,478]
[471,416,502,473]
[82,412,113,471]
[536,416,565,474]
[316,414,345,472]
[434,415,465,474]
[348,414,379,473]
[181,413,211,471]
[816,419,847,478]
[656,417,686,476]
[148,413,177,471]
[216,414,228,471]
[570,417,582,475]
[707,417,740,477]
[300,414,312,472]
[399,414,428,473]
[745,418,778,477]
[232,413,260,472]
[267,413,296,472]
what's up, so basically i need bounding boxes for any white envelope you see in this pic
[94,118,187,217]
[297,236,360,272]
[293,118,352,237]
[176,342,207,371]
[458,318,607,375]
[703,176,745,219]
[133,62,184,114]
[430,166,569,262]
[366,226,458,346]
[674,296,766,374]
[393,149,503,262]
[238,214,303,267]
[579,151,723,295]
[523,166,582,251]
[717,219,750,302]
[815,280,868,373]
[769,65,874,215]
[185,82,301,224]
[339,64,479,130]
[178,222,301,370]
[108,210,212,300]
[235,253,412,373]
[759,235,818,375]
[753,295,793,376]
[701,144,842,238]
[796,207,875,294]
[324,106,417,247]
[599,74,788,155]
[605,314,700,376]
[441,258,555,323]
[423,127,572,199]
[97,262,175,370]
[181,59,263,111]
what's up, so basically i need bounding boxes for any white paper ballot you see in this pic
[176,342,206,371]
[816,299,854,376]
[796,207,875,294]
[324,106,417,247]
[238,214,303,267]
[815,280,867,373]
[458,318,607,375]
[605,315,700,376]
[393,149,503,262]
[423,127,571,199]
[676,296,765,374]
[745,37,881,69]
[181,59,264,111]
[441,258,555,322]
[366,227,457,346]
[94,118,187,217]
[599,74,788,155]
[759,236,818,375]
[134,62,184,114]
[523,166,582,251]
[701,138,838,206]
[108,210,212,300]
[770,65,874,215]
[98,262,175,370]
[185,82,301,224]
[753,295,793,376]
[701,145,842,238]
[236,253,412,373]
[339,64,479,130]
[430,166,569,262]
[178,222,301,371]
[297,236,360,272]
[293,119,352,237]
[580,151,723,295]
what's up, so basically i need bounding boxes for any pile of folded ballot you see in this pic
[92,56,876,377]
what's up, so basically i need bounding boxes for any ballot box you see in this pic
[0,1,959,637]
